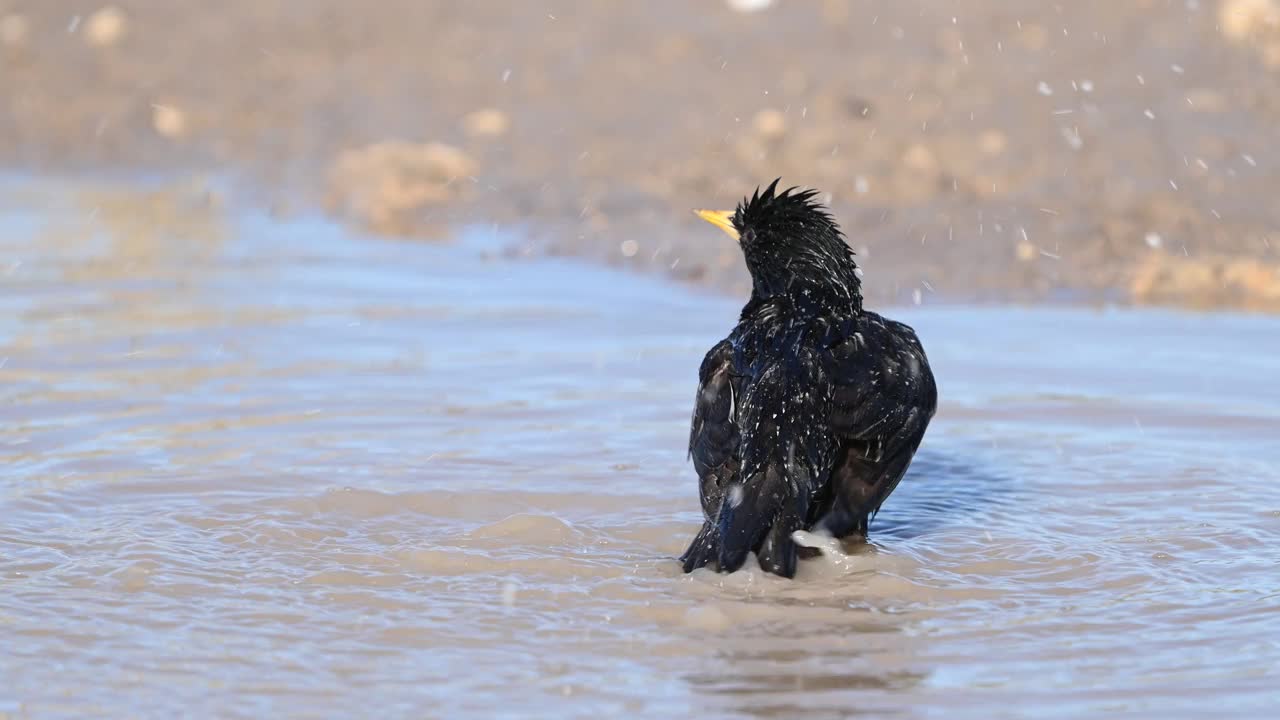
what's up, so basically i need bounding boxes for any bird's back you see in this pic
[729,300,840,483]
[711,300,843,573]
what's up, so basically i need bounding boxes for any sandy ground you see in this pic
[3,0,1279,308]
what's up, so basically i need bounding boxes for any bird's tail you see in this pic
[717,344,833,577]
[716,462,810,577]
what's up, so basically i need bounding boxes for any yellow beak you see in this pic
[694,209,740,241]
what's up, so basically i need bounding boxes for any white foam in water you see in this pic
[792,529,867,575]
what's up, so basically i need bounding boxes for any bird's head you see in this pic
[695,179,862,309]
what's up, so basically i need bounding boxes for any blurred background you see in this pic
[4,2,1280,718]
[3,0,1279,305]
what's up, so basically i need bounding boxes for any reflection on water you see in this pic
[2,179,1280,718]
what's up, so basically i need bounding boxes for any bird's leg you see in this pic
[679,521,719,573]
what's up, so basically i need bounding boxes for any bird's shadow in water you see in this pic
[865,447,1015,542]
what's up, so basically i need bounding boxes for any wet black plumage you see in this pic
[680,180,937,578]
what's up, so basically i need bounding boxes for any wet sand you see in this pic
[3,1,1280,308]
[3,181,1280,717]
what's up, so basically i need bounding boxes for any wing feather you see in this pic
[688,339,740,519]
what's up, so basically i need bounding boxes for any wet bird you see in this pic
[680,180,937,578]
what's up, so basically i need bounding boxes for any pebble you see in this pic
[1219,0,1280,41]
[85,6,127,48]
[151,104,187,138]
[463,109,510,138]
[979,130,1007,155]
[902,144,938,173]
[0,14,29,47]
[752,108,787,139]
[726,0,775,12]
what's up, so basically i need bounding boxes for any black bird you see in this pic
[679,180,937,578]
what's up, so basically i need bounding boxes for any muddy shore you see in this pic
[3,0,1279,308]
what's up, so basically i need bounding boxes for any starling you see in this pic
[680,180,937,578]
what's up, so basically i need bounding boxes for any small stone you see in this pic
[978,130,1007,155]
[1145,232,1163,249]
[1218,0,1280,41]
[1015,241,1037,262]
[752,108,787,140]
[0,14,29,47]
[620,239,639,257]
[902,144,938,173]
[726,0,775,12]
[151,104,187,138]
[85,6,127,48]
[462,108,510,138]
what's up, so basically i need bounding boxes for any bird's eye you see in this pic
[741,228,756,245]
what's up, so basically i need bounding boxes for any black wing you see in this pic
[680,339,740,571]
[822,313,937,536]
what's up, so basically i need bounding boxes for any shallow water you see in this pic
[2,182,1279,719]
